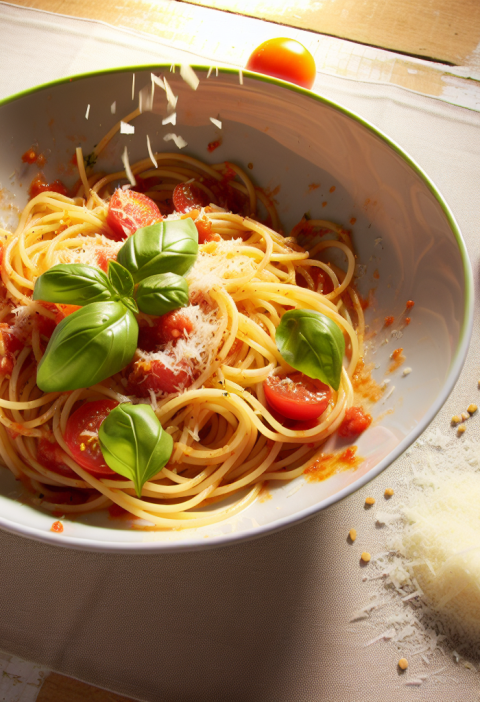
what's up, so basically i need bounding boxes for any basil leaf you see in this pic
[33,264,115,306]
[37,301,138,392]
[98,403,173,497]
[108,260,134,299]
[135,273,189,316]
[117,219,198,283]
[122,296,139,315]
[275,309,345,391]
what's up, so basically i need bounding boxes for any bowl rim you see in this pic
[0,64,474,553]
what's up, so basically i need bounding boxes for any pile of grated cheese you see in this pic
[137,304,221,378]
[351,427,480,680]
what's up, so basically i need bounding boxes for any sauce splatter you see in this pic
[305,446,362,482]
[329,186,336,193]
[29,174,68,199]
[307,183,321,192]
[207,139,222,153]
[349,217,356,225]
[352,359,384,403]
[389,347,406,373]
[384,316,394,327]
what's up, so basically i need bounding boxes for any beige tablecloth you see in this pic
[0,3,480,700]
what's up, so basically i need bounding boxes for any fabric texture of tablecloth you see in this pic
[0,3,480,700]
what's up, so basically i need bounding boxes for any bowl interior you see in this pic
[0,68,471,551]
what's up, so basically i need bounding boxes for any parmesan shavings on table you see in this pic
[351,425,480,684]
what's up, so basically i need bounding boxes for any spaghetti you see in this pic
[0,148,367,530]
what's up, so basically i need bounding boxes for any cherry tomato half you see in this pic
[65,399,119,477]
[128,359,192,396]
[264,373,331,421]
[246,38,316,90]
[107,189,162,241]
[173,183,209,213]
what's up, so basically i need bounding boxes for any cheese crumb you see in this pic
[467,404,477,414]
[361,552,371,563]
[461,411,469,421]
[349,528,357,541]
[451,415,461,425]
[402,367,412,377]
[384,488,394,497]
[398,658,409,670]
[457,424,466,435]
[365,497,375,505]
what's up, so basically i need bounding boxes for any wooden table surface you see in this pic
[4,1,480,700]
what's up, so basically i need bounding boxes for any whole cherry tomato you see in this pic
[246,38,316,90]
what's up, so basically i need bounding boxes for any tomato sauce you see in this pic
[384,316,394,327]
[29,174,68,199]
[207,139,222,153]
[351,359,384,403]
[338,406,372,438]
[50,520,64,533]
[305,445,362,482]
[389,347,406,373]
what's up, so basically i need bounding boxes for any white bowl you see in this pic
[0,66,473,552]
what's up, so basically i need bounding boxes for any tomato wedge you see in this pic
[65,399,119,477]
[246,38,316,90]
[264,373,331,421]
[173,183,209,213]
[128,359,192,396]
[107,189,162,241]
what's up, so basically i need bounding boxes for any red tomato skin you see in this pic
[107,189,162,241]
[64,399,119,477]
[246,38,316,90]
[128,359,191,396]
[264,373,332,421]
[173,183,210,213]
[36,437,77,479]
[157,311,193,344]
[338,406,372,438]
[195,217,219,244]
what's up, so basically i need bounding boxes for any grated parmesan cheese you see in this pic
[180,65,200,90]
[136,305,221,380]
[121,146,136,186]
[162,113,177,126]
[163,133,187,150]
[120,121,135,135]
[210,117,222,129]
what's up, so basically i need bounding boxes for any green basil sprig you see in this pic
[33,218,197,393]
[37,301,138,392]
[32,264,115,306]
[275,309,345,391]
[117,218,198,283]
[136,273,189,316]
[98,403,173,496]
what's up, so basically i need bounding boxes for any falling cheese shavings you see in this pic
[120,121,135,135]
[163,76,178,111]
[238,69,244,85]
[85,104,90,120]
[131,73,135,100]
[162,113,177,126]
[146,135,158,169]
[111,101,116,114]
[121,146,136,186]
[210,117,222,129]
[180,65,200,90]
[151,73,165,90]
[163,133,187,150]
[207,66,213,79]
